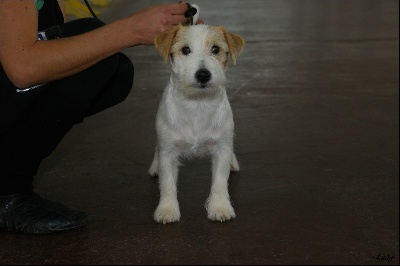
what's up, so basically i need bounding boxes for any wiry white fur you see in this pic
[150,25,241,224]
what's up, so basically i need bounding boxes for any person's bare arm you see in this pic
[0,0,188,88]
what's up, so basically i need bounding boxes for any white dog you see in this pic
[149,24,245,224]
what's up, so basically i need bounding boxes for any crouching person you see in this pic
[0,0,191,234]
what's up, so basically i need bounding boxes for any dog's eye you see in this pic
[211,45,220,55]
[181,46,191,55]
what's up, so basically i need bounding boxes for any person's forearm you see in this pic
[0,1,189,88]
[9,17,136,88]
[29,18,134,86]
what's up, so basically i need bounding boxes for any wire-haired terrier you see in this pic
[149,24,245,224]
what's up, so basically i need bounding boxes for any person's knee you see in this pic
[80,53,134,117]
[117,54,135,102]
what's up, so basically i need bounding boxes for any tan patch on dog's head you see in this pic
[217,27,245,65]
[155,24,185,62]
[155,25,245,65]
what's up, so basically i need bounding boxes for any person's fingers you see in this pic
[162,3,203,26]
[165,3,188,15]
[159,3,187,25]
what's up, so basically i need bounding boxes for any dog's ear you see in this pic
[220,28,245,65]
[155,25,183,62]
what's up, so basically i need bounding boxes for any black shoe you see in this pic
[0,192,88,234]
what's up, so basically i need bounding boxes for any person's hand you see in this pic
[127,3,189,45]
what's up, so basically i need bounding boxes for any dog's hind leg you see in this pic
[230,152,240,172]
[154,150,181,224]
[206,148,236,222]
[149,146,159,177]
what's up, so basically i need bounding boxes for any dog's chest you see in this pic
[173,112,220,154]
[157,88,233,155]
[169,103,230,155]
[173,137,217,155]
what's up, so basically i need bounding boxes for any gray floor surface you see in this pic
[0,0,398,264]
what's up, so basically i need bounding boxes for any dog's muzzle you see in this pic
[195,68,211,88]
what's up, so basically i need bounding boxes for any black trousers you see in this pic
[0,18,134,195]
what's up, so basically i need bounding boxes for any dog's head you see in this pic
[155,24,245,98]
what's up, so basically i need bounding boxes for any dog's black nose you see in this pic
[195,69,211,85]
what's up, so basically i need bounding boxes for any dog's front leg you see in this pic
[154,150,181,224]
[206,148,236,222]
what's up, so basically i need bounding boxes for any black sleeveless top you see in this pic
[38,0,64,31]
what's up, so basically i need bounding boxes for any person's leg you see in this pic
[0,53,133,234]
[0,19,134,234]
[86,53,134,117]
[0,53,121,195]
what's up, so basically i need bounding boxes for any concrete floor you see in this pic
[1,0,398,264]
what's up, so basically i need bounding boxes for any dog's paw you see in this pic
[206,197,236,222]
[154,202,181,224]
